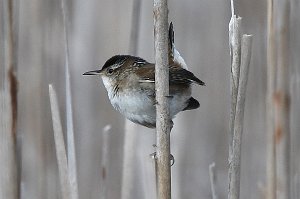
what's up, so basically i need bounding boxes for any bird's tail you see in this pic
[168,22,188,69]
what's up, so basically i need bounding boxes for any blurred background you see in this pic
[0,0,299,199]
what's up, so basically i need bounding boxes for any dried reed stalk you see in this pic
[100,125,111,199]
[228,2,253,199]
[153,0,171,198]
[49,85,71,199]
[121,0,141,198]
[60,0,79,198]
[0,0,19,198]
[209,162,218,199]
[266,0,276,198]
[274,0,291,198]
[229,35,253,199]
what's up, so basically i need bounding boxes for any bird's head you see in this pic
[83,55,133,89]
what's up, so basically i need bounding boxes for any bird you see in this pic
[83,23,205,128]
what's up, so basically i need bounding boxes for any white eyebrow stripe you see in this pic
[111,64,120,70]
[135,60,146,64]
[111,62,124,70]
[138,79,155,83]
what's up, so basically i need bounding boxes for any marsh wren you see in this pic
[83,24,205,128]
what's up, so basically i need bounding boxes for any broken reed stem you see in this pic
[100,125,111,199]
[60,0,79,198]
[228,12,242,199]
[209,162,218,199]
[153,0,171,198]
[229,35,253,199]
[228,15,242,164]
[266,0,276,198]
[49,85,71,199]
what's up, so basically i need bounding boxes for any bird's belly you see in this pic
[108,91,190,127]
[110,93,156,127]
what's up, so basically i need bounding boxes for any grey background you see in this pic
[2,0,299,198]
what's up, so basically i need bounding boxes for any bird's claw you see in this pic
[165,95,174,99]
[170,154,175,166]
[150,152,156,159]
[149,152,175,166]
[153,96,173,105]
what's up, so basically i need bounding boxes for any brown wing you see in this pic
[135,64,156,83]
[169,66,205,86]
[137,64,205,86]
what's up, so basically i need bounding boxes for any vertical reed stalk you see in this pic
[228,3,241,198]
[121,1,141,198]
[0,0,19,198]
[274,0,291,198]
[229,35,253,199]
[228,2,253,199]
[60,0,79,198]
[266,0,276,198]
[100,125,111,199]
[228,4,242,195]
[49,85,71,199]
[153,0,171,198]
[209,162,218,199]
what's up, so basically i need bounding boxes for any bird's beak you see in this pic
[83,69,103,76]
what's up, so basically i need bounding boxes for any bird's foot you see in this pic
[153,95,173,106]
[165,95,174,99]
[150,152,175,166]
[170,120,174,131]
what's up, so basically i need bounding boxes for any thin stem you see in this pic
[230,0,235,17]
[266,0,276,198]
[49,85,71,199]
[153,0,171,198]
[100,125,111,199]
[129,0,141,55]
[209,162,218,199]
[60,0,79,198]
[121,0,141,198]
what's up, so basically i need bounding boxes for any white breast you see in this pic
[102,76,156,125]
[101,76,192,126]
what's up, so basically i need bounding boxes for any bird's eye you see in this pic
[107,68,114,74]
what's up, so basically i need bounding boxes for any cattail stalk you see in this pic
[153,0,171,198]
